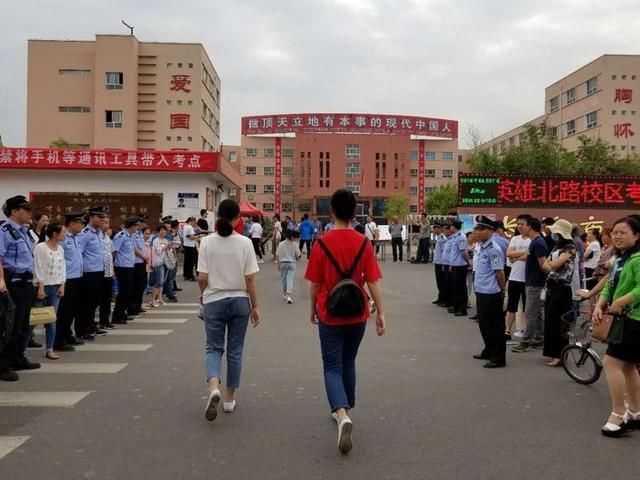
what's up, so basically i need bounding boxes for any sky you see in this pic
[1,0,640,148]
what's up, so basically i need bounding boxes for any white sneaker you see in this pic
[331,412,339,422]
[257,259,265,264]
[337,416,353,454]
[223,400,237,413]
[287,295,293,304]
[205,389,221,421]
[513,330,527,339]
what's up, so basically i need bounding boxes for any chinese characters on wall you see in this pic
[169,74,191,132]
[613,88,635,139]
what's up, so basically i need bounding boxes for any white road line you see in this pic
[107,329,174,336]
[0,391,92,408]
[145,310,197,315]
[21,363,127,374]
[162,303,200,307]
[132,318,188,324]
[75,344,153,352]
[0,436,30,460]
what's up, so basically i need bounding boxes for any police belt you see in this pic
[5,270,34,283]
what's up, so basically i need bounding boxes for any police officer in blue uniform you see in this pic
[55,211,86,349]
[112,216,139,324]
[77,206,108,340]
[439,224,454,309]
[130,213,150,316]
[448,220,472,316]
[431,223,447,305]
[472,215,507,369]
[0,195,41,381]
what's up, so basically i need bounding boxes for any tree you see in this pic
[425,185,458,215]
[382,193,409,220]
[49,137,73,148]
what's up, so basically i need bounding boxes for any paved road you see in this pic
[1,260,638,480]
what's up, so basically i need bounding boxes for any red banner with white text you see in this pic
[418,140,425,212]
[275,138,282,215]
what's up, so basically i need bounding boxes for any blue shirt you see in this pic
[441,235,454,266]
[492,233,510,259]
[312,221,323,240]
[78,224,105,273]
[132,231,146,265]
[61,230,83,279]
[299,220,314,241]
[526,235,549,287]
[113,230,135,268]
[474,239,505,294]
[243,221,253,237]
[448,231,470,267]
[324,222,335,233]
[0,219,35,277]
[433,234,447,265]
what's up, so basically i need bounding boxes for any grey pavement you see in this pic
[0,260,638,480]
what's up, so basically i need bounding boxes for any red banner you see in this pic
[418,140,425,212]
[242,113,458,139]
[275,137,282,215]
[0,147,218,173]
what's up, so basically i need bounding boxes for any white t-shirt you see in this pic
[365,222,378,240]
[183,224,196,247]
[507,235,531,283]
[198,232,260,304]
[274,221,282,241]
[34,242,66,286]
[250,222,263,239]
[584,240,601,270]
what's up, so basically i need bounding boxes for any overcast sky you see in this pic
[1,0,639,148]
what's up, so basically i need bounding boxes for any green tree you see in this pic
[49,137,73,148]
[425,185,458,215]
[383,193,409,220]
[572,135,640,175]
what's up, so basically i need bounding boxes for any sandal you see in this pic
[624,410,640,430]
[45,351,60,360]
[601,412,628,437]
[546,359,562,367]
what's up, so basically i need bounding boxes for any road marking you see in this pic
[0,436,29,460]
[132,318,188,324]
[107,329,174,336]
[162,303,200,307]
[21,363,127,374]
[146,310,197,315]
[0,391,92,407]
[75,344,153,352]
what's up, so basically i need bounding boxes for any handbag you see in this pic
[29,300,57,326]
[592,314,614,343]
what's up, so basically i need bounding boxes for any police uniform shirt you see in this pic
[61,230,84,279]
[133,231,146,265]
[449,231,470,267]
[113,231,135,268]
[78,224,105,273]
[0,218,35,277]
[433,234,447,265]
[441,235,454,266]
[492,233,510,258]
[474,239,505,295]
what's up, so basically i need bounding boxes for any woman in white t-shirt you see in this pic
[150,225,170,307]
[249,215,264,263]
[584,229,602,289]
[33,222,66,360]
[271,214,282,257]
[199,199,260,422]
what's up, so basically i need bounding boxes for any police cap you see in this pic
[452,220,463,230]
[474,215,496,230]
[88,206,109,218]
[137,213,149,221]
[161,215,173,223]
[65,211,87,223]
[125,216,140,227]
[2,195,32,216]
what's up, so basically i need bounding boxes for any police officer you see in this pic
[448,220,472,317]
[77,206,108,340]
[112,216,138,324]
[130,213,150,316]
[472,216,507,369]
[431,223,447,305]
[439,224,454,309]
[0,195,41,381]
[55,212,86,349]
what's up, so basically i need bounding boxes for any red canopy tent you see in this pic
[238,200,267,217]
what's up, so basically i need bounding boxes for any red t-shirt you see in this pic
[305,228,382,326]
[234,218,244,235]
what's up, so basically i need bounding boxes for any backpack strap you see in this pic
[346,238,369,278]
[317,238,347,278]
[317,237,369,280]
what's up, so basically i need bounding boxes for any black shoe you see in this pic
[469,315,479,320]
[126,315,137,321]
[112,319,127,325]
[166,297,178,303]
[483,361,506,369]
[0,369,19,381]
[455,311,468,317]
[67,336,85,346]
[13,358,41,371]
[437,303,448,308]
[174,287,183,292]
[54,344,76,352]
[447,307,456,314]
[101,323,116,330]
[28,339,42,349]
[432,300,441,305]
[473,353,489,360]
[79,334,96,342]
[505,333,512,341]
[94,329,108,336]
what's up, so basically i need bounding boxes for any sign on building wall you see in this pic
[459,174,640,209]
[242,113,458,139]
[177,192,199,208]
[275,137,282,215]
[0,148,218,173]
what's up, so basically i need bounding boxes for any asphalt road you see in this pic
[1,259,638,480]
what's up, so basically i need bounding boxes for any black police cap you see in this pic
[161,215,173,223]
[137,213,149,221]
[65,211,87,223]
[88,206,108,217]
[2,195,32,216]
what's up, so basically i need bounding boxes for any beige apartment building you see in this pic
[27,34,221,151]
[480,54,640,156]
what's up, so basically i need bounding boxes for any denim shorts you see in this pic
[152,265,165,287]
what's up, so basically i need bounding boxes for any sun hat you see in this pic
[549,218,573,240]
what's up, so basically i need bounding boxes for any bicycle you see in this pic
[560,299,603,385]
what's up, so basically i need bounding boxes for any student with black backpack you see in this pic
[305,189,386,455]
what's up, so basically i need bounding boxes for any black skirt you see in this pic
[606,316,640,364]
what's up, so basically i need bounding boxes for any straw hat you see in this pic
[549,219,573,240]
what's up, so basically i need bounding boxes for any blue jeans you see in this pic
[203,297,251,388]
[280,262,296,295]
[152,265,165,288]
[163,267,176,298]
[318,320,367,412]
[34,285,60,351]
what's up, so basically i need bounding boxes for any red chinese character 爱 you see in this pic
[170,114,190,129]
[614,123,635,139]
[170,75,191,93]
[614,88,633,104]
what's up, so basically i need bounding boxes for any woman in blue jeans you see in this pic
[305,189,386,455]
[198,199,260,421]
[33,222,67,359]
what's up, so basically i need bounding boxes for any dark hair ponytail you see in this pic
[216,199,240,237]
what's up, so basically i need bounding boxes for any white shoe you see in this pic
[513,330,527,339]
[205,389,221,421]
[331,412,339,422]
[223,400,237,413]
[287,295,293,304]
[257,259,265,264]
[337,416,353,454]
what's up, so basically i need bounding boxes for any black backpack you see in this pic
[317,237,369,318]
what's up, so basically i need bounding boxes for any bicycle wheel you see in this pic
[562,345,603,385]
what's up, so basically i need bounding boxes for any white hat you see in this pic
[549,219,573,240]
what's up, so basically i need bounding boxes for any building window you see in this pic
[263,185,275,194]
[58,106,90,113]
[187,136,192,142]
[549,96,559,112]
[409,168,418,177]
[409,187,418,196]
[282,203,292,212]
[282,166,294,176]
[622,75,627,80]
[612,75,617,80]
[260,166,273,176]
[245,166,257,175]
[633,75,637,80]
[320,152,324,159]
[426,151,436,161]
[166,136,171,141]
[409,150,418,161]
[177,100,183,106]
[105,72,123,89]
[105,110,123,128]
[345,182,360,194]
[298,203,312,212]
[59,69,91,76]
[229,151,237,162]
[245,148,257,157]
[166,100,172,105]
[282,185,293,193]
[425,169,436,177]
[188,100,193,105]
[177,63,183,68]
[566,88,576,104]
[345,162,361,177]
[622,110,627,115]
[263,203,274,212]
[442,151,454,161]
[586,76,598,95]
[409,204,418,213]
[167,63,172,68]
[586,111,598,129]
[425,186,436,194]
[176,136,182,141]
[551,126,558,138]
[566,119,576,136]
[283,148,294,157]
[442,169,454,178]
[345,144,360,158]
[300,152,305,158]
[188,63,194,68]
[244,184,256,193]
[264,148,275,157]
[612,110,617,115]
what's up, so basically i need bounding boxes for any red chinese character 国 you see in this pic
[170,114,190,130]
[614,123,635,138]
[614,88,633,104]
[170,75,191,93]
